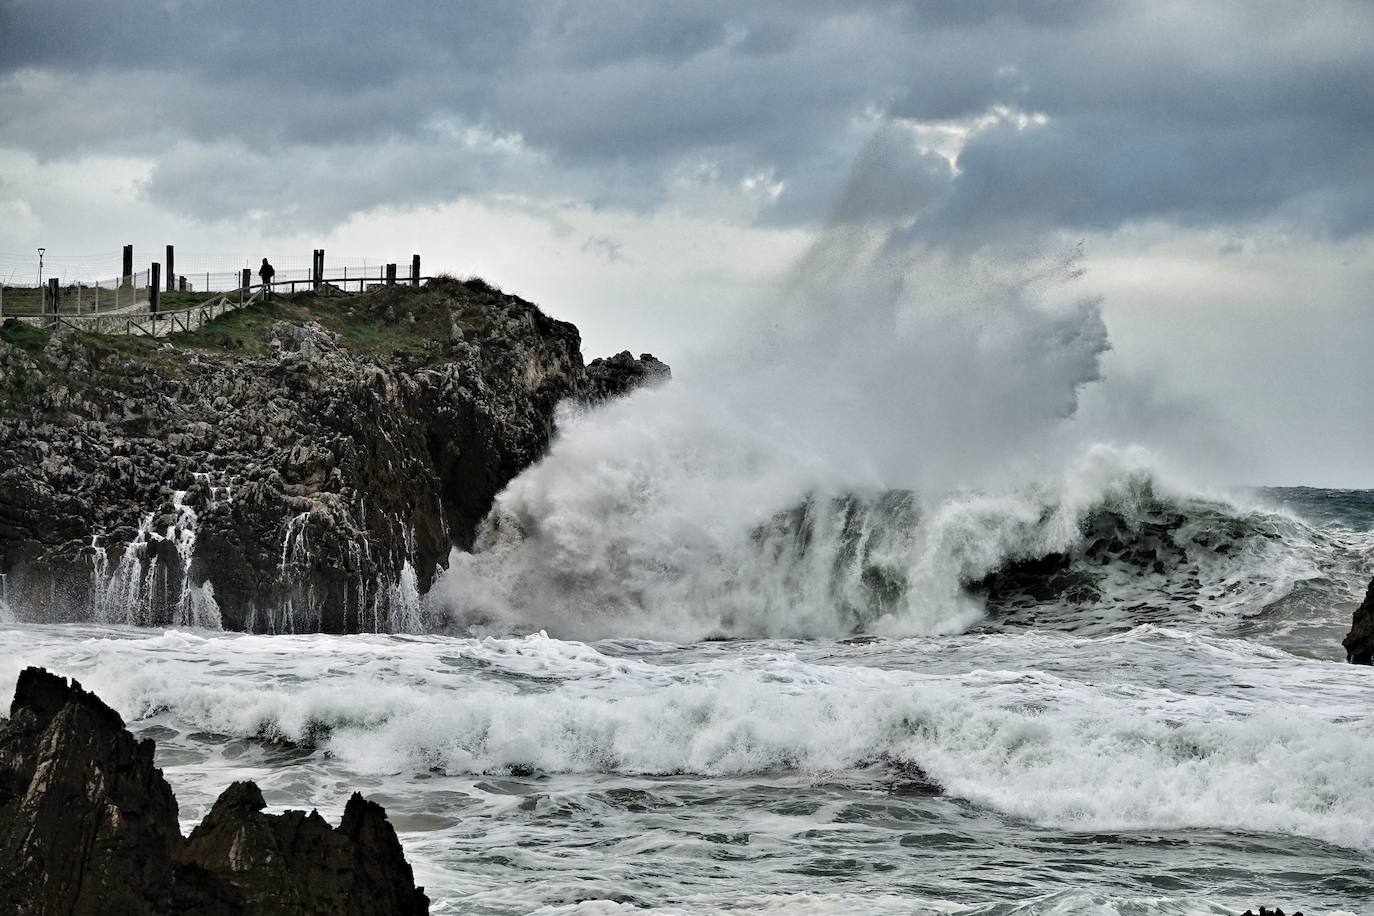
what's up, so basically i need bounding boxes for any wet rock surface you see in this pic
[179,782,428,916]
[1343,577,1374,664]
[0,667,181,914]
[0,279,667,632]
[0,667,428,915]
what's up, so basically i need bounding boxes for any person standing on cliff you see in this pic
[258,258,275,301]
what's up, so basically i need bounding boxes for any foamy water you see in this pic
[3,585,1372,914]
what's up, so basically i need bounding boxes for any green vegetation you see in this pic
[171,300,280,354]
[0,278,521,420]
[0,319,49,353]
[9,276,507,368]
[158,277,498,358]
[76,330,182,370]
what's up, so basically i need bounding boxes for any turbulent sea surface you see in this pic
[2,486,1373,915]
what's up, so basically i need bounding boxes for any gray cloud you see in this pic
[2,0,1372,241]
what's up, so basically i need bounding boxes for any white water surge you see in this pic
[432,242,1109,637]
[1,622,1372,914]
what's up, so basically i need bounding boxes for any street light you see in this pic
[37,248,44,288]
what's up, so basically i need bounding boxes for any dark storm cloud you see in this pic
[2,0,1371,238]
[923,113,1374,240]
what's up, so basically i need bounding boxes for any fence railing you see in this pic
[6,287,264,339]
[1,246,440,339]
[0,273,151,319]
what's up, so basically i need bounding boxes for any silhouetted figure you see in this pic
[258,258,275,301]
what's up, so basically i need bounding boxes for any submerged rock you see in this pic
[1342,577,1374,664]
[0,667,429,915]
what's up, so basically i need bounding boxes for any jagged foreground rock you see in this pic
[0,278,668,632]
[0,667,428,915]
[1343,577,1374,664]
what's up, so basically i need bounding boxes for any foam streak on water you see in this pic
[1,618,1372,914]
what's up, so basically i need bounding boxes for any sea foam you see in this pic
[4,624,1372,854]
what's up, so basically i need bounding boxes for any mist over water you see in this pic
[427,203,1281,642]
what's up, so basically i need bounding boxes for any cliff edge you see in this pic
[0,277,667,632]
[1344,577,1374,664]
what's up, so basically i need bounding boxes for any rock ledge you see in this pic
[1343,577,1373,664]
[0,667,428,915]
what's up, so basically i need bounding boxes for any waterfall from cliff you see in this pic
[91,492,222,630]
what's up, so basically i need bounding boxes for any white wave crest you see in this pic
[8,625,1372,853]
[431,439,1352,641]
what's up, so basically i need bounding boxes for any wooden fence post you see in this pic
[122,245,133,288]
[411,254,420,286]
[165,245,175,291]
[386,263,396,286]
[46,278,60,325]
[150,264,161,314]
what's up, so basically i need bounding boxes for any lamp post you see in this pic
[37,248,44,287]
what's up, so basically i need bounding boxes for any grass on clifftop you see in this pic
[1,279,514,418]
[0,319,49,353]
[165,277,495,357]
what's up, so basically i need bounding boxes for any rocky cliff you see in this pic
[584,350,671,402]
[1343,577,1374,664]
[0,667,428,915]
[0,278,667,632]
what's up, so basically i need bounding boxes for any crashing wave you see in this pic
[433,444,1371,641]
[13,627,1373,853]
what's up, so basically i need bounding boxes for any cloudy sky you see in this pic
[1,0,1371,485]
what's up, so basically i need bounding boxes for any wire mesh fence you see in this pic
[0,271,153,318]
[1,251,419,291]
[0,248,435,335]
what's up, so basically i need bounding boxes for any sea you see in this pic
[2,481,1371,916]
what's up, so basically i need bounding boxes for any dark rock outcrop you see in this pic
[0,667,181,914]
[179,782,428,916]
[0,279,668,632]
[583,350,671,403]
[0,667,429,915]
[1343,577,1374,664]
